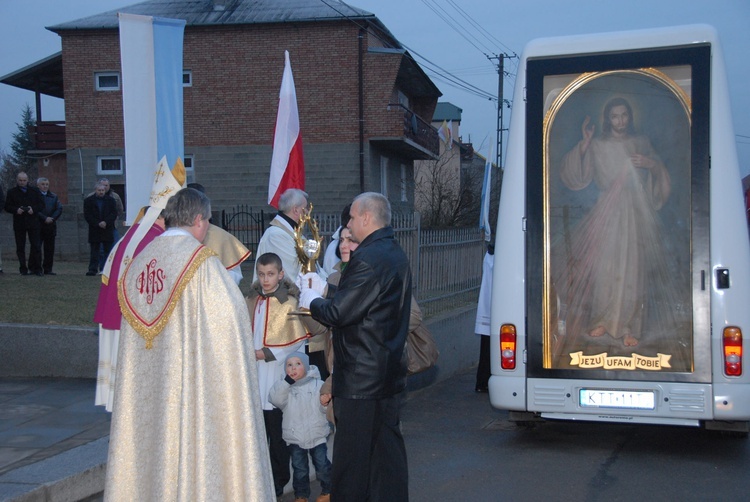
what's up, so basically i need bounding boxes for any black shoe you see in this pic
[86,271,97,276]
[20,271,30,276]
[475,385,489,393]
[45,271,56,275]
[34,271,44,276]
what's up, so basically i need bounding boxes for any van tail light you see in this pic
[500,324,517,370]
[723,326,742,376]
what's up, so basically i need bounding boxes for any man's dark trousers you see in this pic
[263,408,290,496]
[14,226,41,274]
[40,223,57,274]
[332,394,408,501]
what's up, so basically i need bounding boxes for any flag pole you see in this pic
[268,50,305,209]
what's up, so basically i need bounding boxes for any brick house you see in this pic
[415,101,492,227]
[1,0,441,259]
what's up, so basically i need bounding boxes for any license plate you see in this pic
[579,389,655,410]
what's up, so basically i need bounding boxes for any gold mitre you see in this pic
[104,157,185,282]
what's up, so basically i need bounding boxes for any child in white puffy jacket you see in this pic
[268,352,332,502]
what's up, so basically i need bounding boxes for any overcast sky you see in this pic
[1,0,748,175]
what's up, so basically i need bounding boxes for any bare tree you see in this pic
[415,147,481,228]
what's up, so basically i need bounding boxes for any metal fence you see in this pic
[221,206,485,318]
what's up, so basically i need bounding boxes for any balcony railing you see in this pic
[387,103,440,158]
[29,122,66,151]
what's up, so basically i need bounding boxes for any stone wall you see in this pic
[0,307,479,384]
[0,323,99,378]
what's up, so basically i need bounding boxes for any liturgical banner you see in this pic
[119,13,186,224]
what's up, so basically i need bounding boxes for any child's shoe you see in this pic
[315,494,330,502]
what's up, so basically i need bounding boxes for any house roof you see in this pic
[47,0,396,46]
[0,52,64,99]
[370,47,441,98]
[432,102,462,122]
[4,0,438,102]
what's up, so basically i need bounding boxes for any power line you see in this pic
[403,43,497,100]
[317,0,498,102]
[425,71,496,101]
[444,0,517,57]
[418,0,518,103]
[420,0,497,56]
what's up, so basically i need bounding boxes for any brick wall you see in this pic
[58,20,432,215]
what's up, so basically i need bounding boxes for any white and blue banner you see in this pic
[479,143,493,241]
[119,13,186,224]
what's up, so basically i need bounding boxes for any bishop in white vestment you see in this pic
[105,188,274,501]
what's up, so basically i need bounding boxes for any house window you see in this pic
[183,70,192,87]
[97,156,123,175]
[184,155,195,184]
[95,72,120,91]
[397,90,410,109]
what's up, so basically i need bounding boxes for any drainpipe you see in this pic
[358,28,365,193]
[78,147,84,200]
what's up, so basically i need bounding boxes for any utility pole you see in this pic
[487,53,514,170]
[496,54,504,170]
[485,52,516,230]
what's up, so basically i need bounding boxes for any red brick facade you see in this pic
[61,21,435,153]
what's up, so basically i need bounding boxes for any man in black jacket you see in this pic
[299,192,411,501]
[4,172,44,275]
[83,183,117,276]
[37,177,63,275]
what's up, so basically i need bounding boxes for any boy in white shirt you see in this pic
[246,252,310,497]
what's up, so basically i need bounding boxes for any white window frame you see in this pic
[182,70,192,87]
[397,90,410,109]
[184,154,195,184]
[95,72,120,91]
[97,156,123,175]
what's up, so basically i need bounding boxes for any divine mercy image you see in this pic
[545,70,694,372]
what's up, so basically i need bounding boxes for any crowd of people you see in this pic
[3,172,62,276]
[84,179,414,502]
[1,173,126,278]
[1,171,454,500]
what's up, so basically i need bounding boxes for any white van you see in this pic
[489,24,750,431]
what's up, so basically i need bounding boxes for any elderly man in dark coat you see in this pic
[37,177,63,275]
[4,172,45,275]
[83,182,118,276]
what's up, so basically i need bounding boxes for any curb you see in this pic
[0,438,108,502]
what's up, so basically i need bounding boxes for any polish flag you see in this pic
[268,50,305,208]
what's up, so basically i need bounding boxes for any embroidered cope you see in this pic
[105,233,274,501]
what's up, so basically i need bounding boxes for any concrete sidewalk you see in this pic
[0,370,493,502]
[0,304,478,501]
[0,378,110,502]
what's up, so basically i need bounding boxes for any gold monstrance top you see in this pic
[293,203,322,274]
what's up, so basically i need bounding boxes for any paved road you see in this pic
[0,378,110,477]
[4,370,749,501]
[401,370,750,502]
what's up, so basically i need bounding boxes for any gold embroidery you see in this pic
[153,163,166,183]
[250,295,311,348]
[119,246,216,349]
[150,186,176,204]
